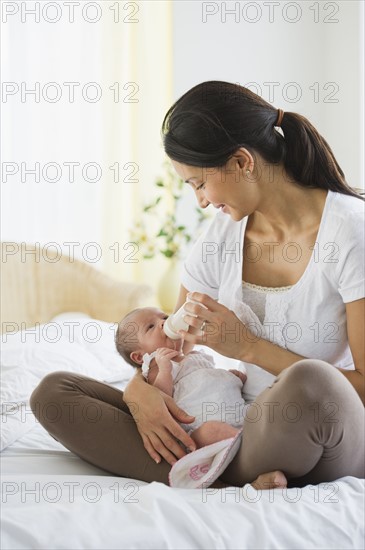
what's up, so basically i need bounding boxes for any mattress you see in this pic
[1,314,364,549]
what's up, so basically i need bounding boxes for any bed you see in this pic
[1,242,364,550]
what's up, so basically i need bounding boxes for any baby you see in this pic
[115,306,247,448]
[115,306,287,490]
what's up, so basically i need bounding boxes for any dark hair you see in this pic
[162,81,364,200]
[115,309,142,368]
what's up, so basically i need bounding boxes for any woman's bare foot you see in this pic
[251,470,287,490]
[191,421,239,448]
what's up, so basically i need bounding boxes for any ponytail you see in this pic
[280,111,362,198]
[162,81,364,201]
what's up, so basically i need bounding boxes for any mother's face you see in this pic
[170,155,258,221]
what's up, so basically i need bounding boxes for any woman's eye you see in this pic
[196,182,206,191]
[147,324,154,330]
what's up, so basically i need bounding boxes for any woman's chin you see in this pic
[227,208,247,222]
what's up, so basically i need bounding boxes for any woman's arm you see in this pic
[181,292,365,402]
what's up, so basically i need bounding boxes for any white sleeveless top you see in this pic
[241,280,293,324]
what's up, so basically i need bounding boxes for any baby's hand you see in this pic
[229,369,247,385]
[155,348,180,370]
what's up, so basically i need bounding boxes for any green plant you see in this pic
[130,163,211,260]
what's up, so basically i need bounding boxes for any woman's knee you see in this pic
[282,359,339,384]
[278,359,350,403]
[30,371,75,421]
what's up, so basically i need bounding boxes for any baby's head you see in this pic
[115,307,180,368]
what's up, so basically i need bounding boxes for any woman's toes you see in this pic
[272,470,287,488]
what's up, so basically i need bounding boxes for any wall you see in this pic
[172,0,364,201]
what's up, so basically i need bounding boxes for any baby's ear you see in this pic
[130,350,143,365]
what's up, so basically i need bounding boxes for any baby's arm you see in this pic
[149,348,179,396]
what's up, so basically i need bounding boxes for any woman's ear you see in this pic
[130,350,144,365]
[233,147,255,173]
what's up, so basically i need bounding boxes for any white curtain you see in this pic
[1,1,173,287]
[100,1,174,286]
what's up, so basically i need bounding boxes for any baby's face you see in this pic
[128,307,181,356]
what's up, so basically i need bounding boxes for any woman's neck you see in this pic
[251,165,328,239]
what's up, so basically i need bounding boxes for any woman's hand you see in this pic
[180,292,256,362]
[124,378,196,465]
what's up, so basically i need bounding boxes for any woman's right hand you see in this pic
[124,377,196,465]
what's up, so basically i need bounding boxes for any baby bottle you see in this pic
[163,299,204,340]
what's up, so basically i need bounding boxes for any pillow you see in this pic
[1,314,135,450]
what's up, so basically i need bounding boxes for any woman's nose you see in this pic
[196,190,210,208]
[199,198,210,209]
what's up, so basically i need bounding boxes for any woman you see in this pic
[30,81,364,487]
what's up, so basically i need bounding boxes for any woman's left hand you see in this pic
[180,292,257,361]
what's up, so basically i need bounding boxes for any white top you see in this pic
[181,191,365,400]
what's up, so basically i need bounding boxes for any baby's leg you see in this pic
[191,421,238,448]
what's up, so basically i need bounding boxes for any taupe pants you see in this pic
[30,359,365,486]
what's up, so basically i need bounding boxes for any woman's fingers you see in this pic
[127,382,197,465]
[182,314,206,330]
[183,300,214,323]
[128,380,199,465]
[139,421,188,465]
[141,432,179,465]
[148,432,185,465]
[163,395,195,424]
[140,433,162,464]
[142,424,193,465]
[163,396,197,451]
[187,292,223,311]
[183,293,230,328]
[180,298,253,361]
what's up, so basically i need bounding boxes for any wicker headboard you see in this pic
[0,242,153,331]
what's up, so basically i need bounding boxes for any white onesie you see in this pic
[143,350,247,434]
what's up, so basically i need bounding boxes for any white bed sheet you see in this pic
[1,315,364,549]
[1,423,364,550]
[2,401,364,549]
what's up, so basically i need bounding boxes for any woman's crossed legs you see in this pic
[30,359,364,487]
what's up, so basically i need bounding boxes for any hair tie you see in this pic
[275,109,284,127]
